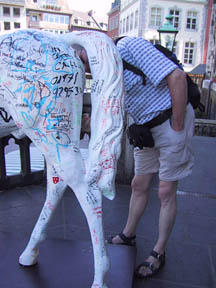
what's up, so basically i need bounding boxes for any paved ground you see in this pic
[0,135,216,288]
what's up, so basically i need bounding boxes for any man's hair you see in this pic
[71,44,84,52]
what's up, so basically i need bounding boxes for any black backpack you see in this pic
[115,37,205,112]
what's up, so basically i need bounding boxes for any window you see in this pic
[186,11,197,30]
[112,18,114,30]
[126,15,129,32]
[114,17,116,29]
[150,38,160,45]
[150,7,162,27]
[169,9,180,29]
[13,8,20,17]
[3,7,10,17]
[122,0,126,9]
[49,14,54,23]
[43,13,69,24]
[55,15,59,23]
[119,20,122,34]
[74,18,83,26]
[14,22,21,29]
[87,20,95,27]
[184,42,195,64]
[64,16,69,24]
[46,0,57,4]
[33,0,38,3]
[116,16,119,29]
[30,15,38,21]
[135,10,138,28]
[123,18,125,33]
[109,19,112,31]
[58,15,69,24]
[172,42,178,56]
[100,22,107,29]
[44,14,48,21]
[130,13,134,30]
[4,22,10,30]
[43,29,68,34]
[113,16,118,30]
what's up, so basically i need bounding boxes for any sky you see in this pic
[67,0,113,18]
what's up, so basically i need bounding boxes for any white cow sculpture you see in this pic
[0,29,124,288]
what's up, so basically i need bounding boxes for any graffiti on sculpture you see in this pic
[0,29,124,288]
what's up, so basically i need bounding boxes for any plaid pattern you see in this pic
[117,37,178,124]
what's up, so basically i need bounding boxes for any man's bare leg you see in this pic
[110,173,154,243]
[137,180,177,277]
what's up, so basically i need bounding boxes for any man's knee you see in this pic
[158,180,177,204]
[131,174,153,197]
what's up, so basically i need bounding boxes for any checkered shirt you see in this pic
[116,37,178,124]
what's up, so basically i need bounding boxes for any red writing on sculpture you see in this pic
[101,118,107,130]
[101,99,120,115]
[52,176,59,184]
[93,206,102,218]
[99,155,116,170]
[100,147,108,157]
[47,201,54,211]
[112,99,120,115]
[15,122,23,129]
[93,229,99,245]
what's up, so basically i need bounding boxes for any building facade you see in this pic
[119,0,208,72]
[0,0,73,34]
[205,0,216,78]
[26,0,72,34]
[0,0,26,32]
[107,0,120,39]
[0,0,108,35]
[70,9,107,33]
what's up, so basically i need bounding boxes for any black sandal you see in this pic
[135,250,166,279]
[106,232,136,247]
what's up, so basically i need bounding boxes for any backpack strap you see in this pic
[122,60,147,85]
[154,44,183,69]
[114,37,147,85]
[115,37,204,112]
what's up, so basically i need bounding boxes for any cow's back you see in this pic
[0,29,85,143]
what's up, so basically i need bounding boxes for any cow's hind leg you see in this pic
[19,161,67,266]
[66,181,109,288]
[51,149,109,288]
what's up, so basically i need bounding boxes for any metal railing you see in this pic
[0,135,45,190]
[195,119,216,137]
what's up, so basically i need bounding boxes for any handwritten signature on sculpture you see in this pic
[0,30,84,162]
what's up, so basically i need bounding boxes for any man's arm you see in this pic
[166,68,188,131]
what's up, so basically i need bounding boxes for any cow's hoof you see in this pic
[19,248,39,266]
[91,283,108,288]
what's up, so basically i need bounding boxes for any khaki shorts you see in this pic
[134,104,195,181]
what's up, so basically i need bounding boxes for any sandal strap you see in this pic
[150,250,165,264]
[119,232,136,245]
[136,261,157,274]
